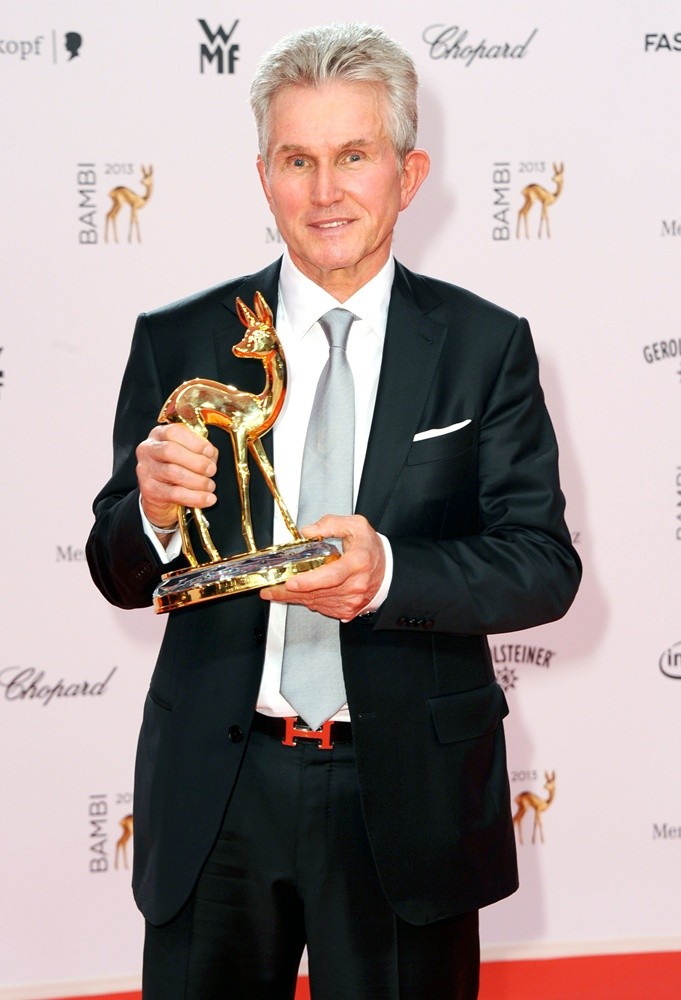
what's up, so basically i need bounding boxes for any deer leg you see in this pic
[193,506,221,563]
[512,800,526,845]
[230,434,257,552]
[249,438,303,542]
[517,206,529,239]
[517,191,533,239]
[532,815,544,845]
[105,205,119,244]
[178,505,200,567]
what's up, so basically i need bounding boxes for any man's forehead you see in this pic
[267,81,389,151]
[269,79,387,119]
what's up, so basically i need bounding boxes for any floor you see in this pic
[51,950,681,1000]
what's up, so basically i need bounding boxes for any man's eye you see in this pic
[292,157,306,167]
[347,153,362,163]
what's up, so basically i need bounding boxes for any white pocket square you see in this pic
[413,419,472,442]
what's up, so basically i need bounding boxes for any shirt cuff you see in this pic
[139,497,183,563]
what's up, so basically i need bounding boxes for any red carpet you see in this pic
[51,950,681,1000]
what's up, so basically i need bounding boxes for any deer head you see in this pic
[233,291,277,359]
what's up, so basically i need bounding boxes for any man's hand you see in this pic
[136,423,218,529]
[261,514,385,621]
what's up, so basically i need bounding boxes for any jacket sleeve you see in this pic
[86,313,185,609]
[373,316,581,636]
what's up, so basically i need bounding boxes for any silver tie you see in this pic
[280,308,356,729]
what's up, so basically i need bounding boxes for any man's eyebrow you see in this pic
[274,138,373,155]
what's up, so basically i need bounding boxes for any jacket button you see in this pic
[253,626,266,644]
[228,725,244,743]
[132,561,152,581]
[424,619,435,629]
[397,617,409,627]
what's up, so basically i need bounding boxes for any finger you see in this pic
[140,450,217,490]
[260,582,364,621]
[302,514,353,542]
[137,449,217,499]
[137,427,219,523]
[153,421,218,461]
[282,557,350,593]
[144,430,218,477]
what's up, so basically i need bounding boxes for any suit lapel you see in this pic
[356,263,448,526]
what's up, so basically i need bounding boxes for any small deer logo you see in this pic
[114,813,133,870]
[158,293,303,567]
[516,162,564,239]
[105,165,153,244]
[513,770,556,844]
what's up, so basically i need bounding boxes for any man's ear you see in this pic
[399,149,431,211]
[256,154,274,211]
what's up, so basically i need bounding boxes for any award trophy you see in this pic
[152,292,340,613]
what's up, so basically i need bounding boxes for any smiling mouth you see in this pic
[312,220,351,230]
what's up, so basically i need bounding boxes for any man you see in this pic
[87,22,581,1000]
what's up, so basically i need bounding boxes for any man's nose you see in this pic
[310,164,342,206]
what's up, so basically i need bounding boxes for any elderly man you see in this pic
[87,21,581,1000]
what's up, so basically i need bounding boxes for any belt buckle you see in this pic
[282,717,334,750]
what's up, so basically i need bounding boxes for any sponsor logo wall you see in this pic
[0,2,678,994]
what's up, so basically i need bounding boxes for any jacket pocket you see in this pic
[407,421,475,465]
[148,687,173,712]
[427,682,508,744]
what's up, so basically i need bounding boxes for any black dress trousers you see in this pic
[142,726,480,1000]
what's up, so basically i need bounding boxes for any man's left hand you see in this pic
[261,514,385,621]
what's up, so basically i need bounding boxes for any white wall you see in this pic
[1,1,679,993]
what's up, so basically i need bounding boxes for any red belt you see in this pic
[251,712,352,750]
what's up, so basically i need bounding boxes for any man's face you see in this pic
[257,80,429,301]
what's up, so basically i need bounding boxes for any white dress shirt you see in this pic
[143,249,395,720]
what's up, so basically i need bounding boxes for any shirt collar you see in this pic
[278,249,394,343]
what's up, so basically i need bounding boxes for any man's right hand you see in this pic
[136,423,218,529]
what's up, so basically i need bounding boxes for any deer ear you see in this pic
[253,291,274,327]
[236,296,257,329]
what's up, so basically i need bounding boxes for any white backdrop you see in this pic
[1,1,680,995]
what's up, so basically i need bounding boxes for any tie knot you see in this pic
[318,308,355,350]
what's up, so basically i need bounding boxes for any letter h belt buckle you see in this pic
[282,716,334,750]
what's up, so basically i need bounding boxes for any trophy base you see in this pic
[153,538,340,614]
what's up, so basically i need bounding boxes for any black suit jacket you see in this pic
[87,259,581,926]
